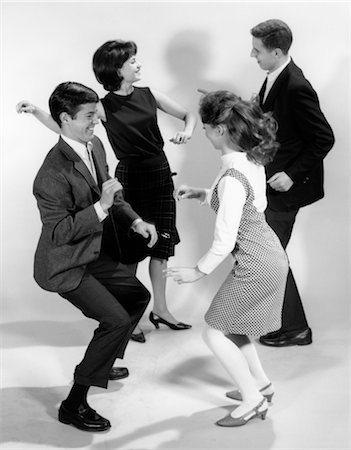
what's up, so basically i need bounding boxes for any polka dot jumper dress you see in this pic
[204,168,289,336]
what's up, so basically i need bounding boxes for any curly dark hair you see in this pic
[199,90,279,166]
[92,40,137,92]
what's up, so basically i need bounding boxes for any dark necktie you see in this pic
[258,77,267,106]
[86,142,97,183]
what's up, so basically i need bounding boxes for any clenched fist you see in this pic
[100,178,123,212]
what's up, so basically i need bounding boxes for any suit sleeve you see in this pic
[110,191,140,230]
[92,136,140,229]
[34,171,103,246]
[285,82,335,183]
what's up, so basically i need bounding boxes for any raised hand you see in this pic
[173,184,206,201]
[169,131,192,144]
[100,178,123,212]
[16,100,36,114]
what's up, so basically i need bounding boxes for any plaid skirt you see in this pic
[115,155,180,263]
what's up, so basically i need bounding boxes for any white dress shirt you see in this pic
[61,135,107,222]
[197,152,267,275]
[263,56,291,102]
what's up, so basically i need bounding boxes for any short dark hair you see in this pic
[49,82,99,126]
[251,19,292,54]
[199,90,279,166]
[92,40,138,92]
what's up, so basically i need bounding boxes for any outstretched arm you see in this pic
[164,266,206,284]
[166,176,246,284]
[174,184,207,202]
[16,100,107,133]
[150,89,197,144]
[16,100,60,133]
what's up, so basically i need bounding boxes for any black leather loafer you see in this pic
[109,366,129,380]
[259,327,312,347]
[58,402,111,432]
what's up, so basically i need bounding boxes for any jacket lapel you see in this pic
[261,60,293,110]
[58,137,101,195]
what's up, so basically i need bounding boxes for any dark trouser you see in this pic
[265,207,309,333]
[60,253,150,388]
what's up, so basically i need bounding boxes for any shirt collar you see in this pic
[221,151,248,169]
[267,56,291,83]
[61,135,90,160]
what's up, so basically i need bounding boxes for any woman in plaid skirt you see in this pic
[17,40,197,341]
[93,40,197,339]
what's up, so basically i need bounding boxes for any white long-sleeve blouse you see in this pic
[197,151,267,274]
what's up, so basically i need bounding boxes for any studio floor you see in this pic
[1,308,350,450]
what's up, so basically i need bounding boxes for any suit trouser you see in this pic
[60,252,150,388]
[265,206,309,333]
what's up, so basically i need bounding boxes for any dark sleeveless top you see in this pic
[101,87,164,163]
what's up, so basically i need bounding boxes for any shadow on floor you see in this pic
[91,404,275,450]
[0,383,124,448]
[161,355,231,399]
[0,383,275,450]
[1,320,94,348]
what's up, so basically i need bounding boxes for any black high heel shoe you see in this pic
[149,312,192,330]
[130,330,146,343]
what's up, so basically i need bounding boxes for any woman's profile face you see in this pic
[203,123,222,150]
[119,55,142,84]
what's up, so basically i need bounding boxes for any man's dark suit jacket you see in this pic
[260,59,335,211]
[33,135,139,293]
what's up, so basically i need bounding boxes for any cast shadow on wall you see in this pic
[159,29,238,308]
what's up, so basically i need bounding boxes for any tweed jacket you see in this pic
[33,135,139,293]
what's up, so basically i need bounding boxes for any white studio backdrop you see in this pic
[1,2,350,332]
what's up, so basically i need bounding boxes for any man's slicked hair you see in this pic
[251,19,293,54]
[49,81,99,126]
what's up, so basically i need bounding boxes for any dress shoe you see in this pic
[58,401,111,432]
[130,330,146,343]
[226,382,274,403]
[149,312,192,330]
[216,398,268,427]
[108,366,129,380]
[259,327,312,347]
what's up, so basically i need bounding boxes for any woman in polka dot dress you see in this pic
[166,91,288,427]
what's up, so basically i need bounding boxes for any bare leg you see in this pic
[149,257,179,324]
[203,325,265,418]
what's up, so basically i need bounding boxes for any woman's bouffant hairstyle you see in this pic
[251,19,292,55]
[199,90,279,166]
[49,81,99,126]
[92,40,137,92]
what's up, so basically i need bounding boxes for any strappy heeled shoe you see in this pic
[216,398,268,427]
[149,312,191,330]
[226,382,274,403]
[130,330,146,343]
